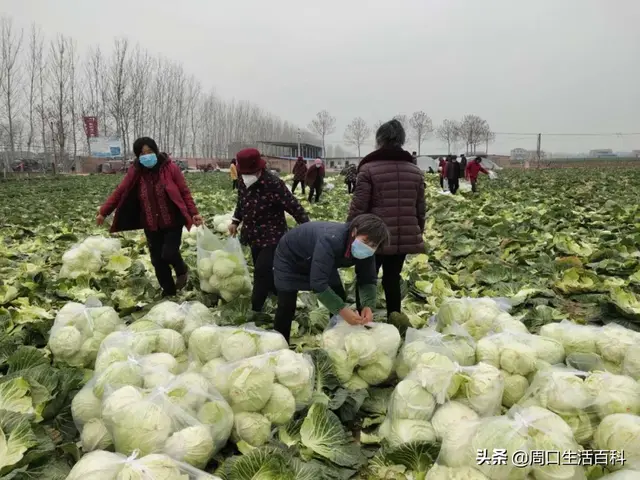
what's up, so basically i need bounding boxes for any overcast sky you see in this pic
[5,0,640,155]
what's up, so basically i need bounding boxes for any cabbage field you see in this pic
[1,168,640,479]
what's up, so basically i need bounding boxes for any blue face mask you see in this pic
[351,239,376,259]
[139,153,158,168]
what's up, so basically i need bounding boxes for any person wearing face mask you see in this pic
[228,148,309,316]
[272,214,390,343]
[96,137,203,298]
[347,119,426,320]
[305,158,325,203]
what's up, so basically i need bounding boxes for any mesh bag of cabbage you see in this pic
[379,357,504,447]
[512,365,640,450]
[196,226,252,300]
[139,300,216,341]
[427,405,587,480]
[48,298,125,369]
[88,370,234,469]
[207,350,315,449]
[431,297,527,342]
[66,450,223,480]
[59,235,122,279]
[187,324,289,368]
[321,319,402,388]
[396,327,476,379]
[540,320,640,376]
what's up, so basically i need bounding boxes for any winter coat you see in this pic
[232,170,309,248]
[342,164,357,183]
[347,147,426,255]
[293,159,308,181]
[444,161,461,180]
[466,161,489,181]
[438,158,446,177]
[273,221,377,293]
[460,156,468,175]
[305,164,325,186]
[100,155,198,233]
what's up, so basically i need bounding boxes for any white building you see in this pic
[510,148,547,161]
[589,149,617,158]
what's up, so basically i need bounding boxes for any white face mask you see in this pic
[242,174,259,188]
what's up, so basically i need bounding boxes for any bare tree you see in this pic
[409,111,433,155]
[481,126,496,154]
[25,24,43,155]
[0,17,24,176]
[343,117,370,157]
[68,38,79,168]
[435,119,461,154]
[48,34,72,172]
[459,114,489,154]
[392,114,408,127]
[107,38,132,160]
[308,110,336,158]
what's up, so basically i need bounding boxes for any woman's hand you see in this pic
[193,214,204,226]
[96,214,105,226]
[361,307,374,324]
[228,223,238,237]
[340,307,366,325]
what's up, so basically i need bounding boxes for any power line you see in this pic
[494,132,640,137]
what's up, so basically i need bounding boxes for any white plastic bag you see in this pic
[142,300,216,341]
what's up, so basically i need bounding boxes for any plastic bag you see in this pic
[459,181,472,192]
[427,405,587,479]
[380,358,504,447]
[59,236,122,278]
[142,300,216,341]
[48,299,125,368]
[488,170,498,180]
[395,327,476,379]
[196,226,251,300]
[67,450,223,479]
[188,324,289,369]
[321,319,402,387]
[207,350,315,448]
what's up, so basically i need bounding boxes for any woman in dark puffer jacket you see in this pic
[347,119,426,319]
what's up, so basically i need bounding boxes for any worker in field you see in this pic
[438,156,446,190]
[342,162,357,194]
[229,148,309,316]
[466,156,490,192]
[272,214,389,342]
[460,154,468,178]
[305,158,325,203]
[230,158,238,190]
[444,155,460,194]
[96,137,203,298]
[411,151,418,165]
[291,156,307,194]
[346,119,426,320]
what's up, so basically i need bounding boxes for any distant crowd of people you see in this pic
[437,154,489,194]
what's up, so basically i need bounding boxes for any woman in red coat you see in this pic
[96,137,203,297]
[465,156,489,192]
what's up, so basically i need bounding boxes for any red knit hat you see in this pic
[236,148,266,174]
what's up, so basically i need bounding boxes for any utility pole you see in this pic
[536,133,542,168]
[297,128,302,158]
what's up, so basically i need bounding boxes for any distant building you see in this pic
[631,150,640,158]
[228,141,322,160]
[589,149,617,158]
[510,148,547,161]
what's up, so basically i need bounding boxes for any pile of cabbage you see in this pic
[67,450,222,480]
[475,330,566,407]
[48,300,125,368]
[59,236,124,278]
[205,350,315,449]
[380,353,504,447]
[321,320,402,389]
[72,365,234,468]
[139,300,216,341]
[196,230,251,300]
[435,297,528,341]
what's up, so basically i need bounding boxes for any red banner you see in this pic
[83,116,99,138]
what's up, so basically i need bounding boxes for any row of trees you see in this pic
[0,16,307,175]
[309,110,494,157]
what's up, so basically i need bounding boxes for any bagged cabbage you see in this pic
[435,297,527,341]
[67,450,223,480]
[593,414,640,471]
[395,327,476,379]
[431,406,586,480]
[540,321,600,356]
[212,213,233,234]
[207,350,314,448]
[48,299,125,368]
[142,301,215,340]
[59,236,123,278]
[189,324,288,368]
[623,339,640,380]
[196,226,251,299]
[99,372,233,467]
[321,320,401,387]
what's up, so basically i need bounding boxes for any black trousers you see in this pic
[308,182,322,203]
[292,179,306,194]
[232,179,238,190]
[274,279,347,343]
[439,176,444,189]
[448,178,458,194]
[471,179,478,192]
[346,181,356,194]
[250,245,277,312]
[356,254,407,319]
[145,226,187,297]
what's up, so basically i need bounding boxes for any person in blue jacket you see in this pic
[272,214,390,342]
